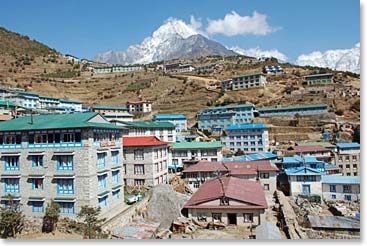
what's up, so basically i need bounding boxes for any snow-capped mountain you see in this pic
[229,46,288,63]
[94,18,236,64]
[296,43,360,74]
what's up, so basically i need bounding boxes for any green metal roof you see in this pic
[122,121,175,128]
[0,112,126,132]
[0,100,16,107]
[258,104,327,112]
[60,99,81,104]
[232,72,262,79]
[297,141,335,148]
[172,141,222,149]
[97,191,109,197]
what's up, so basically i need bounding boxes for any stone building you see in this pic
[122,136,169,187]
[0,112,125,220]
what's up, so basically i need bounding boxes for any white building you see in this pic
[221,124,270,153]
[152,114,187,141]
[58,99,83,112]
[335,143,360,176]
[285,167,323,197]
[38,96,60,109]
[126,101,152,113]
[171,141,223,168]
[8,92,40,109]
[322,176,360,202]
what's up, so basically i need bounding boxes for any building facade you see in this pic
[58,99,82,112]
[285,167,323,197]
[322,176,360,202]
[231,72,267,90]
[122,136,169,187]
[8,92,40,109]
[171,141,223,168]
[38,96,60,109]
[126,101,152,113]
[222,124,270,153]
[257,104,328,117]
[303,73,333,86]
[335,143,360,176]
[152,114,187,141]
[0,112,125,220]
[198,104,256,132]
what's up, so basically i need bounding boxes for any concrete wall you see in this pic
[322,183,360,202]
[289,176,322,196]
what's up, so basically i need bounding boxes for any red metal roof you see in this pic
[290,145,329,153]
[184,176,267,209]
[183,160,278,174]
[122,136,169,147]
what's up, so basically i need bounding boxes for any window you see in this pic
[56,155,73,170]
[331,194,336,200]
[58,202,74,214]
[112,170,119,184]
[344,195,352,201]
[134,164,145,175]
[134,149,144,160]
[4,156,20,171]
[345,156,350,162]
[243,213,253,223]
[264,184,270,190]
[220,197,229,206]
[329,185,336,192]
[32,178,43,190]
[57,179,74,194]
[1,134,22,145]
[111,151,119,165]
[260,173,269,179]
[98,196,108,208]
[212,213,222,222]
[343,185,351,193]
[97,153,106,168]
[112,189,121,200]
[4,178,20,193]
[98,174,107,190]
[134,179,145,186]
[31,155,43,168]
[123,164,127,175]
[31,201,44,213]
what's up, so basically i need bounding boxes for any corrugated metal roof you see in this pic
[153,114,187,120]
[258,104,327,112]
[172,141,222,149]
[92,105,128,110]
[225,123,269,130]
[322,175,360,184]
[336,142,360,149]
[308,215,360,230]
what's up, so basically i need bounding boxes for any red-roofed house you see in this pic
[288,145,332,162]
[123,136,169,187]
[126,101,152,113]
[182,160,278,193]
[183,176,267,226]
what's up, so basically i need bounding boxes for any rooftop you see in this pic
[222,152,277,162]
[258,104,327,112]
[0,112,125,131]
[308,216,359,230]
[304,73,333,79]
[122,121,175,128]
[92,105,128,110]
[207,103,255,111]
[232,72,262,79]
[184,176,267,209]
[122,136,169,147]
[225,123,269,130]
[336,142,360,149]
[126,101,151,104]
[153,114,187,120]
[290,145,330,153]
[0,100,16,107]
[285,167,323,176]
[322,175,360,184]
[297,141,336,148]
[59,99,81,104]
[172,141,222,149]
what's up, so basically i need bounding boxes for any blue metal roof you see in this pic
[222,152,277,162]
[225,124,269,130]
[281,155,323,164]
[92,105,128,110]
[285,167,323,175]
[336,142,360,149]
[322,175,360,184]
[153,114,187,120]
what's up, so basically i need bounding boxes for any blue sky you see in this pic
[0,0,360,62]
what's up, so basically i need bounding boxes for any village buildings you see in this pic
[322,176,360,202]
[303,73,334,86]
[221,72,267,91]
[257,104,328,117]
[335,143,360,176]
[126,101,152,114]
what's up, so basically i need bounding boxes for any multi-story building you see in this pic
[122,136,169,187]
[335,143,360,176]
[257,104,328,117]
[0,112,125,220]
[198,104,256,132]
[164,63,195,73]
[194,63,217,73]
[183,177,267,226]
[90,65,143,74]
[8,92,40,109]
[126,101,152,113]
[38,96,60,109]
[231,72,267,90]
[182,160,278,193]
[152,114,187,141]
[263,65,283,74]
[303,73,334,86]
[322,176,360,202]
[285,167,323,197]
[58,99,83,112]
[91,106,133,122]
[114,121,176,143]
[171,141,222,168]
[221,124,270,153]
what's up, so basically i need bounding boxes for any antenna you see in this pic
[30,110,34,125]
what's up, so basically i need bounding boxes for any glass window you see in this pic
[58,202,74,214]
[4,156,20,171]
[260,172,269,179]
[329,185,336,192]
[212,213,222,222]
[32,178,43,190]
[97,153,106,168]
[112,189,121,200]
[31,201,44,213]
[134,164,145,175]
[32,155,43,168]
[134,179,145,186]
[243,213,253,223]
[56,155,73,170]
[98,196,108,208]
[112,170,119,184]
[343,185,351,193]
[4,178,20,193]
[57,179,74,194]
[97,174,107,190]
[134,149,144,160]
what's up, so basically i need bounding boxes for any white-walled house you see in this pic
[322,176,360,202]
[285,167,323,197]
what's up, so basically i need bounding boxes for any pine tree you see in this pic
[77,206,106,239]
[42,201,60,233]
[0,194,25,238]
